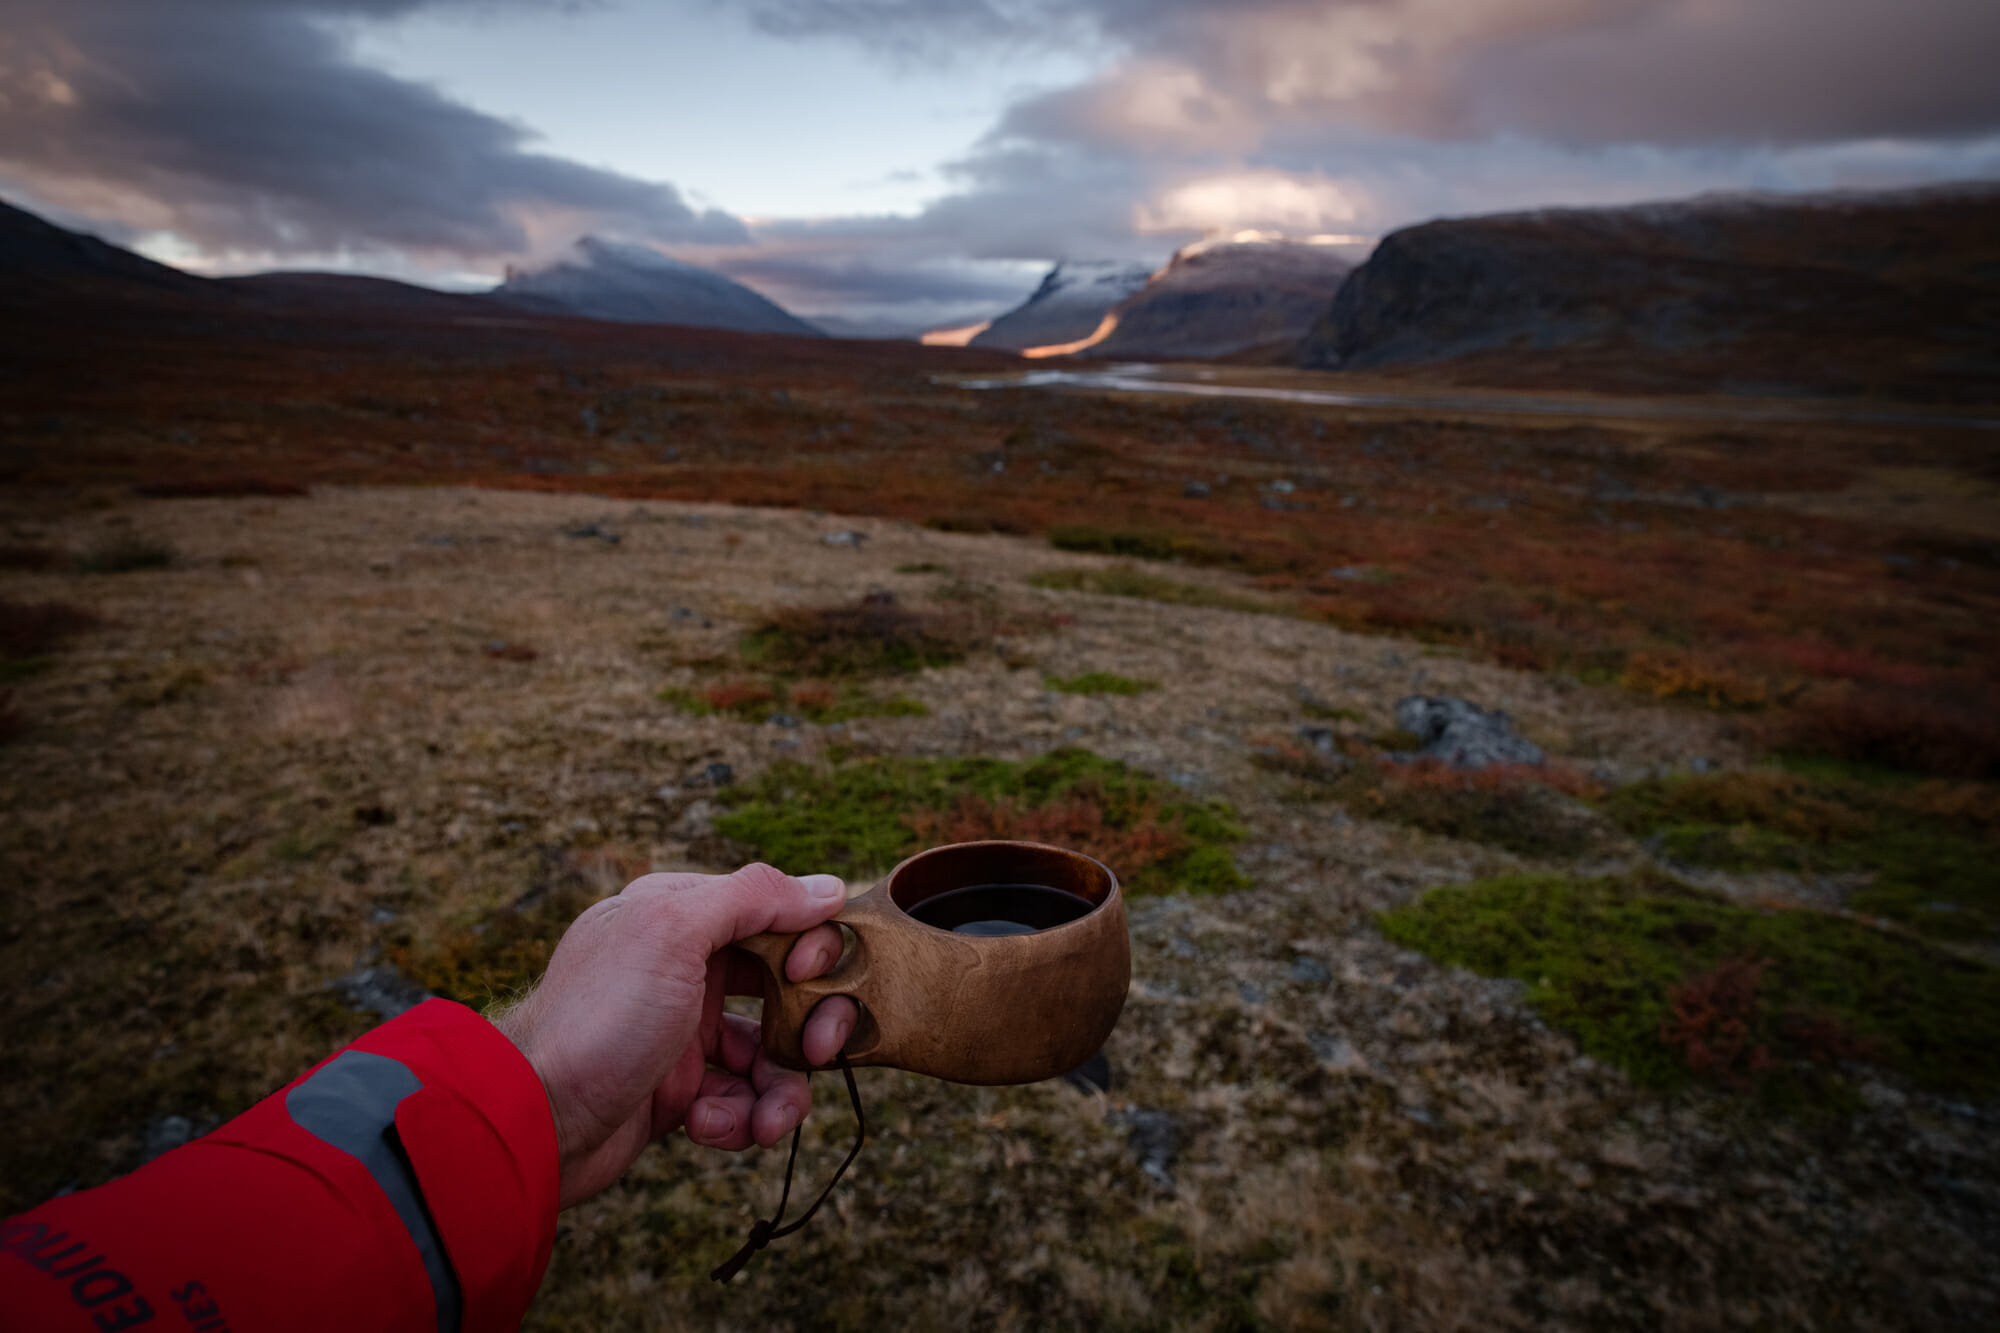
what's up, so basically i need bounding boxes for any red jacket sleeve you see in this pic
[1,999,559,1333]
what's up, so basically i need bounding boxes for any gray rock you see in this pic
[1182,481,1211,499]
[333,964,430,1021]
[1115,1109,1178,1190]
[1394,695,1544,769]
[767,712,801,729]
[143,1114,195,1162]
[821,530,867,547]
[1290,956,1332,987]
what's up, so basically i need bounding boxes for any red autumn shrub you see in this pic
[905,788,1192,879]
[705,679,776,712]
[1661,955,1773,1088]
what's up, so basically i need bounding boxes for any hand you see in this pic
[493,863,864,1208]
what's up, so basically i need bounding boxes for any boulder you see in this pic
[1394,695,1543,769]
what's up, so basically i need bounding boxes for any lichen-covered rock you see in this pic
[1395,694,1545,768]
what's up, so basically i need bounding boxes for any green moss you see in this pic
[713,747,1246,894]
[1379,871,2000,1097]
[1045,671,1159,696]
[1601,770,2000,939]
[658,680,929,724]
[1047,525,1229,564]
[75,535,175,573]
[1029,564,1271,614]
[739,602,975,676]
[1302,702,1364,723]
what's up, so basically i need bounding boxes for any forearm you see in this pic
[2,1000,559,1333]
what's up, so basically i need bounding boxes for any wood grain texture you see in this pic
[740,841,1130,1085]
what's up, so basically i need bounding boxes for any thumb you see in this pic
[673,862,847,954]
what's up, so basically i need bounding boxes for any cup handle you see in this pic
[736,888,894,1070]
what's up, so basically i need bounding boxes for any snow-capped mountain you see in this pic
[1091,236,1357,360]
[493,237,822,337]
[968,260,1154,353]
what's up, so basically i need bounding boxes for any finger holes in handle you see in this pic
[814,995,879,1063]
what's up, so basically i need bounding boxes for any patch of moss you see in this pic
[76,535,176,573]
[392,879,599,1009]
[713,747,1246,894]
[1379,871,2000,1098]
[1029,564,1271,614]
[658,679,927,724]
[1045,671,1158,696]
[1601,770,2000,939]
[1263,747,1607,860]
[739,601,978,676]
[1047,525,1229,565]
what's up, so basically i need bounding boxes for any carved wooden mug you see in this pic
[739,840,1131,1085]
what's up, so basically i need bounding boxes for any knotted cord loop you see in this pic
[710,1052,866,1282]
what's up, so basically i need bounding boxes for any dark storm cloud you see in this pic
[0,0,744,264]
[730,0,2000,148]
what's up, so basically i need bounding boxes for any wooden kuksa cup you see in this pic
[739,841,1131,1086]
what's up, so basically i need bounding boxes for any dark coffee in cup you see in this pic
[906,883,1096,936]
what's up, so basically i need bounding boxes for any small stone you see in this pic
[821,530,867,547]
[1114,1109,1178,1190]
[1290,956,1331,986]
[1182,481,1211,499]
[1169,936,1199,959]
[701,762,735,788]
[767,712,801,729]
[333,964,430,1021]
[1236,982,1267,1006]
[143,1115,194,1162]
[673,800,715,839]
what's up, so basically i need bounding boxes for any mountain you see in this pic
[1090,236,1355,360]
[493,237,822,337]
[1299,184,2000,400]
[969,260,1154,353]
[0,197,212,301]
[216,271,504,317]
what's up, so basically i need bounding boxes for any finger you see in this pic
[785,923,847,983]
[686,1070,757,1151]
[747,1048,813,1148]
[802,996,859,1067]
[659,863,847,957]
[715,1010,763,1077]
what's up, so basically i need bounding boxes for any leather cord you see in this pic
[710,1052,866,1282]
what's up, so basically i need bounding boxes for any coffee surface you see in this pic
[905,883,1096,936]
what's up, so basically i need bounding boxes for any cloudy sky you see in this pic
[4,0,1998,331]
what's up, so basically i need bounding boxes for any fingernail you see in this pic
[698,1105,736,1140]
[800,873,844,900]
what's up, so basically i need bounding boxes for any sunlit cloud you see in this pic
[1136,170,1365,237]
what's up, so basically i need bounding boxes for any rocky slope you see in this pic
[1091,237,1354,360]
[493,236,823,337]
[1299,184,2000,400]
[970,259,1154,353]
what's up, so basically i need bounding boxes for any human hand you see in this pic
[493,863,863,1208]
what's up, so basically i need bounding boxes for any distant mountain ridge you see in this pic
[970,260,1154,353]
[0,198,210,298]
[1091,237,1355,360]
[493,237,822,337]
[1300,184,2000,400]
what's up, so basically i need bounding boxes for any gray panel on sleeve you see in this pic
[286,1049,463,1333]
